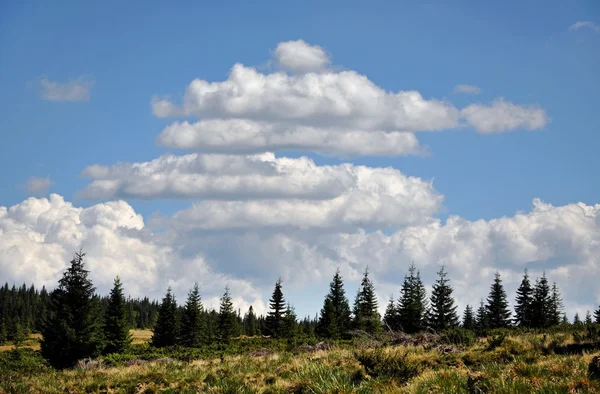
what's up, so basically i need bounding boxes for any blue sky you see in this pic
[0,0,599,318]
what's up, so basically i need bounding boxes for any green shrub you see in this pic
[354,348,419,383]
[439,328,476,346]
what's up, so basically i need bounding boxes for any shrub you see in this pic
[439,328,476,346]
[589,355,600,380]
[354,348,419,383]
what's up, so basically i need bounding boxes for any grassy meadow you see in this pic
[1,329,600,393]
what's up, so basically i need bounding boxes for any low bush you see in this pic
[354,348,419,383]
[439,328,476,346]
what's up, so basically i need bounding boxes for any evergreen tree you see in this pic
[316,269,352,338]
[352,267,381,334]
[585,311,593,325]
[41,251,104,368]
[427,265,459,331]
[397,263,428,334]
[151,287,179,348]
[179,283,205,347]
[383,294,400,331]
[218,286,237,343]
[103,277,131,354]
[549,282,563,327]
[595,305,600,324]
[531,273,552,328]
[462,305,475,330]
[243,306,259,336]
[283,303,298,338]
[560,314,569,326]
[476,300,489,333]
[513,269,534,327]
[573,312,582,325]
[266,278,286,338]
[485,272,511,329]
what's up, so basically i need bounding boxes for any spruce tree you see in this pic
[283,303,298,338]
[218,286,237,343]
[243,306,259,336]
[549,282,563,327]
[41,251,104,368]
[485,272,511,329]
[151,287,179,348]
[476,300,489,333]
[573,312,582,325]
[513,269,534,327]
[383,294,400,331]
[585,311,593,325]
[560,314,569,326]
[103,277,131,354]
[316,269,352,338]
[427,265,459,331]
[352,267,381,334]
[266,278,286,338]
[180,283,205,347]
[462,305,475,330]
[595,305,600,324]
[531,273,552,328]
[397,263,428,334]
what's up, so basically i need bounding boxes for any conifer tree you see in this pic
[103,277,131,354]
[218,286,237,343]
[41,251,104,368]
[180,283,205,347]
[243,306,259,336]
[560,314,569,326]
[352,267,381,333]
[585,311,593,325]
[476,300,489,333]
[427,265,459,331]
[549,282,563,327]
[266,278,286,338]
[595,305,600,324]
[573,312,582,325]
[531,273,552,328]
[397,263,428,334]
[485,272,511,329]
[462,305,475,330]
[283,303,298,338]
[151,287,179,348]
[316,269,352,338]
[383,294,400,331]
[513,269,534,327]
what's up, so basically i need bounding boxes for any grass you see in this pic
[2,331,600,393]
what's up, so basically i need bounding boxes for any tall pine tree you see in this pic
[383,294,400,331]
[549,282,563,327]
[41,251,104,368]
[573,312,582,325]
[179,283,205,347]
[476,300,489,333]
[103,277,131,354]
[427,265,459,331]
[151,287,179,348]
[485,272,511,329]
[266,278,286,338]
[397,263,428,334]
[243,306,259,336]
[316,269,352,338]
[218,286,237,343]
[352,268,381,334]
[513,269,534,327]
[531,273,552,329]
[595,305,600,324]
[462,305,475,330]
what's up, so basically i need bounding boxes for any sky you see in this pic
[0,0,599,320]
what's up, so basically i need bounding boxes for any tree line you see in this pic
[1,251,599,369]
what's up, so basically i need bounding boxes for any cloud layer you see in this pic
[38,76,94,102]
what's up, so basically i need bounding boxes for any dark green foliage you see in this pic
[439,327,476,346]
[476,300,489,333]
[462,305,475,330]
[485,272,511,329]
[0,283,50,345]
[352,267,381,334]
[514,269,534,327]
[397,263,428,334]
[595,305,600,324]
[354,348,419,383]
[585,311,593,325]
[243,306,259,336]
[179,283,205,347]
[574,312,582,325]
[283,303,298,338]
[316,269,352,339]
[531,273,552,328]
[103,277,132,354]
[40,251,104,369]
[427,265,459,331]
[218,286,237,343]
[266,278,286,338]
[590,355,600,380]
[151,287,179,348]
[549,282,563,327]
[383,294,400,331]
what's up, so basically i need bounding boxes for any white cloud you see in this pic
[569,21,600,33]
[38,76,95,102]
[157,120,421,156]
[25,176,53,195]
[461,98,550,134]
[454,84,481,95]
[273,40,330,73]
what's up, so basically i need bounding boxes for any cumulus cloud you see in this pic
[272,40,330,73]
[461,98,550,134]
[569,21,600,33]
[454,84,481,95]
[24,176,53,195]
[38,76,94,102]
